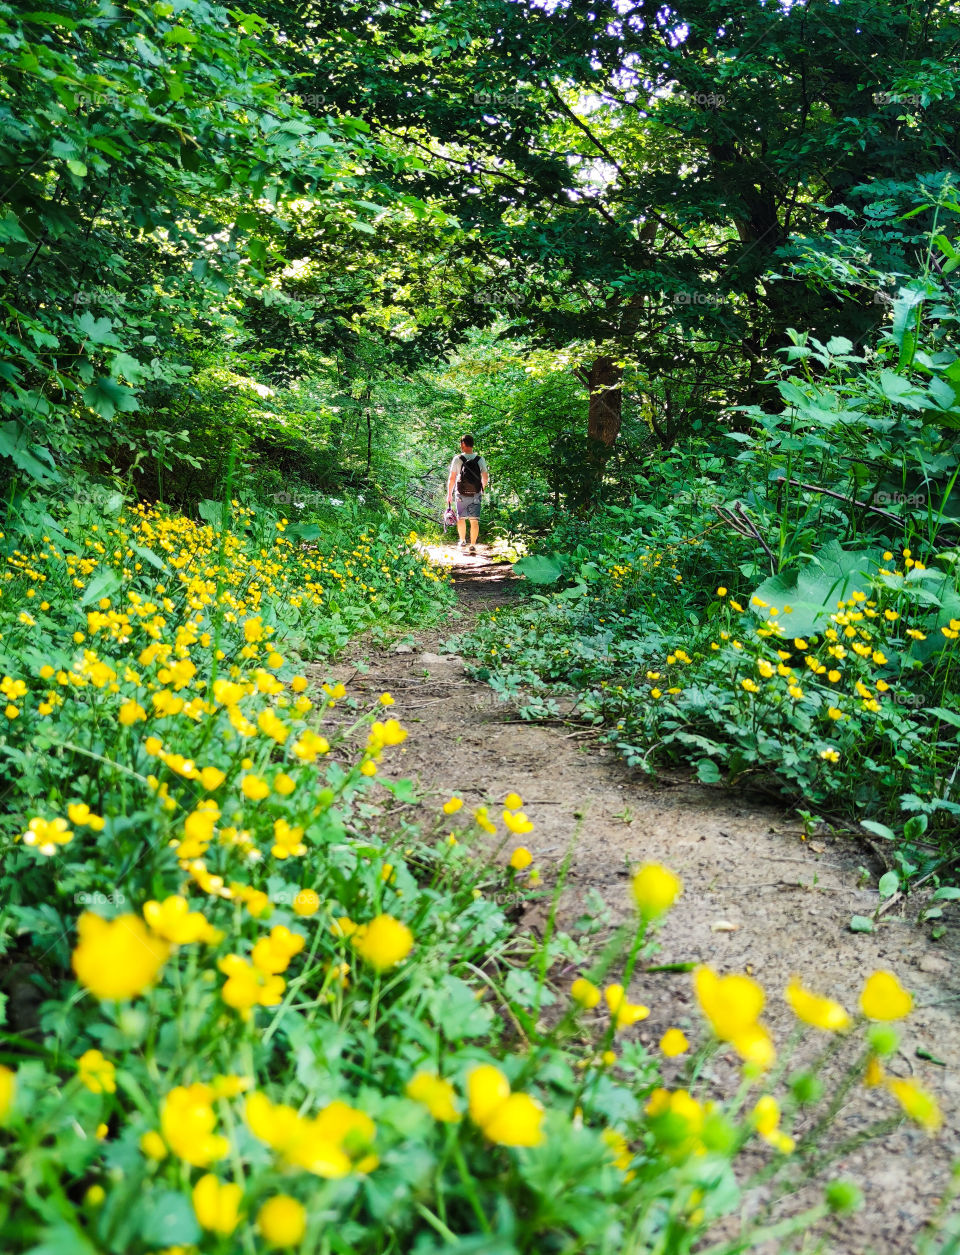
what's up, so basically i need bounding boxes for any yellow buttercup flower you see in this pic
[406,1071,461,1122]
[504,792,523,810]
[752,1095,795,1153]
[442,796,464,814]
[467,1064,545,1147]
[192,1173,242,1235]
[257,1195,307,1247]
[509,846,532,871]
[859,970,913,1020]
[72,913,169,1001]
[659,1028,690,1057]
[694,966,775,1068]
[352,914,414,970]
[77,1049,116,1094]
[571,977,601,1009]
[160,1083,229,1166]
[604,984,649,1029]
[0,1066,14,1122]
[503,810,534,835]
[143,895,219,945]
[885,1078,942,1131]
[631,863,683,920]
[293,889,320,917]
[785,977,851,1032]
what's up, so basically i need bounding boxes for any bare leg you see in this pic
[469,519,480,544]
[457,517,467,544]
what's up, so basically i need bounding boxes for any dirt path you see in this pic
[328,549,960,1253]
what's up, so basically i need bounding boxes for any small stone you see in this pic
[393,643,413,654]
[917,954,949,976]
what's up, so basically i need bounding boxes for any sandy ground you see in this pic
[319,547,960,1254]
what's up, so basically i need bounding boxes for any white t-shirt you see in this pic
[449,453,488,493]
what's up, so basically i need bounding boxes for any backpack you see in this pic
[456,453,483,496]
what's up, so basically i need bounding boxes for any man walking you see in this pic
[446,433,489,554]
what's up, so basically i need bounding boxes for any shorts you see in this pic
[455,492,482,520]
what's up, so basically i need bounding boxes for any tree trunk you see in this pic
[586,354,623,445]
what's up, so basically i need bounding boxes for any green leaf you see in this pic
[849,915,875,933]
[83,377,138,420]
[751,542,882,639]
[861,820,897,840]
[931,886,960,900]
[513,554,564,584]
[66,158,87,178]
[878,870,899,898]
[135,1189,201,1246]
[80,567,122,607]
[696,758,722,783]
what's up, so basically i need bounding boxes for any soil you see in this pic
[320,547,960,1255]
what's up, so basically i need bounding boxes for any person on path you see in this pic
[446,433,489,554]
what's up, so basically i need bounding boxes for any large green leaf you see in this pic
[513,554,564,584]
[751,542,883,639]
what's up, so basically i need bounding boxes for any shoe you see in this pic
[468,545,477,554]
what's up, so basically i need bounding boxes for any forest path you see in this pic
[326,547,960,1253]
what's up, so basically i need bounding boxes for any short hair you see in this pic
[460,433,475,448]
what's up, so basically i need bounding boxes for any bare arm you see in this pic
[481,469,489,489]
[446,466,457,503]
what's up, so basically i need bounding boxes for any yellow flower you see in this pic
[118,699,146,726]
[72,913,169,1001]
[160,1083,229,1166]
[199,765,226,791]
[473,805,497,834]
[241,773,270,800]
[273,772,296,796]
[785,977,851,1032]
[442,796,464,814]
[192,1173,242,1235]
[467,1064,545,1147]
[143,895,218,945]
[659,1028,690,1057]
[716,586,727,596]
[258,1195,307,1247]
[77,1049,116,1094]
[752,1095,795,1153]
[293,889,320,917]
[886,1078,942,1131]
[406,1071,461,1122]
[379,692,394,706]
[859,970,913,1020]
[352,914,414,970]
[504,792,523,810]
[571,977,601,1009]
[503,810,534,835]
[252,925,305,975]
[219,955,286,1015]
[694,966,774,1067]
[0,1066,14,1123]
[631,863,682,920]
[509,846,532,871]
[604,983,649,1029]
[864,1057,885,1088]
[140,1129,167,1159]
